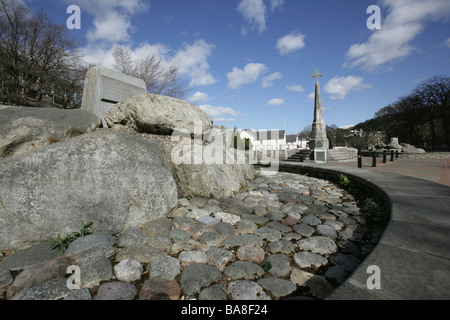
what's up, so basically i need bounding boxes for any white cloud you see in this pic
[262,72,282,88]
[276,31,306,55]
[306,92,315,101]
[80,39,216,88]
[237,0,266,34]
[188,92,210,104]
[323,76,372,100]
[267,98,284,106]
[199,105,244,122]
[445,38,450,48]
[270,0,284,11]
[227,63,268,89]
[287,84,305,92]
[345,0,450,70]
[174,39,217,87]
[65,0,148,44]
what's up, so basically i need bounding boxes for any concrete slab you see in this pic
[279,160,450,300]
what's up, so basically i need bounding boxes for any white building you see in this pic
[240,129,308,151]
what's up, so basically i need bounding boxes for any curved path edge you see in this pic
[279,161,450,300]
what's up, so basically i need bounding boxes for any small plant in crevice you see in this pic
[50,221,94,253]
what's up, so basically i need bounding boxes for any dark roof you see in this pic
[256,130,285,141]
[286,134,298,143]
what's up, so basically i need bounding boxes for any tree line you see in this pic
[0,0,187,109]
[354,76,449,148]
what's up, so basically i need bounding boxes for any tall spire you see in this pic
[309,70,329,151]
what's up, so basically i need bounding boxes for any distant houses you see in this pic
[239,129,309,152]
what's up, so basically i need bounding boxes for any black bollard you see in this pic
[300,153,304,162]
[390,150,394,162]
[357,151,362,168]
[372,151,377,167]
[383,150,387,163]
[395,150,399,160]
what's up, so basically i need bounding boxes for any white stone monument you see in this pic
[81,66,147,127]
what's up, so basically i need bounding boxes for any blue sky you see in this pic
[26,0,450,134]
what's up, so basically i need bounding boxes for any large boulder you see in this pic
[105,94,213,136]
[0,130,178,251]
[401,143,425,154]
[171,136,255,199]
[0,106,102,158]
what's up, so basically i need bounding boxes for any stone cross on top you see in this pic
[312,69,323,82]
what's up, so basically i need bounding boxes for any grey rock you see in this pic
[293,252,328,269]
[0,269,14,290]
[147,235,173,251]
[142,218,173,237]
[265,221,292,233]
[65,234,116,258]
[298,236,337,255]
[266,240,296,254]
[117,228,152,247]
[0,242,61,272]
[173,217,196,231]
[200,232,222,247]
[74,249,113,288]
[240,214,269,225]
[324,220,344,231]
[293,224,315,237]
[257,277,296,298]
[214,212,241,224]
[180,263,222,296]
[196,216,220,227]
[266,254,291,277]
[63,288,93,300]
[266,211,285,221]
[189,197,209,207]
[222,234,264,249]
[186,209,210,219]
[330,254,360,273]
[96,282,137,300]
[169,229,191,242]
[325,265,347,285]
[211,222,236,237]
[316,225,338,240]
[178,250,208,265]
[199,283,227,300]
[114,259,143,282]
[305,275,335,299]
[236,245,266,264]
[105,93,212,135]
[170,239,202,255]
[0,131,178,251]
[206,247,234,269]
[301,215,321,226]
[11,278,71,300]
[227,280,270,300]
[255,227,282,242]
[8,255,71,296]
[0,106,101,159]
[224,261,264,280]
[237,220,258,234]
[147,255,180,281]
[115,245,166,263]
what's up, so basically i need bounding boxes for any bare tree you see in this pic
[0,0,83,108]
[112,45,188,100]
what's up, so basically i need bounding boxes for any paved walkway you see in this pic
[320,157,450,187]
[279,158,450,300]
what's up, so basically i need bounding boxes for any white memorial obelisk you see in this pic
[309,70,329,151]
